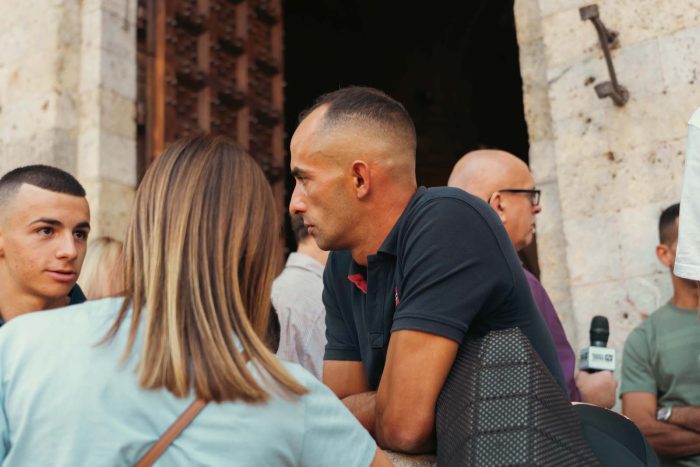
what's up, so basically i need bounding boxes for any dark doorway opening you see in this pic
[282,0,538,274]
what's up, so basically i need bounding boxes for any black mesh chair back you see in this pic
[435,328,600,466]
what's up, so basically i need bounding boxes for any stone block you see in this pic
[601,88,694,153]
[514,0,545,45]
[538,0,589,18]
[607,0,700,48]
[547,57,603,121]
[2,49,62,97]
[563,214,624,285]
[551,109,610,165]
[519,38,548,85]
[660,25,700,89]
[653,0,700,36]
[78,128,137,187]
[100,8,137,59]
[101,49,137,100]
[0,129,76,175]
[79,88,136,139]
[0,9,60,66]
[541,6,600,69]
[610,38,666,99]
[613,139,685,211]
[0,92,61,140]
[556,149,622,218]
[622,273,673,322]
[522,81,554,143]
[83,0,138,26]
[82,177,134,241]
[530,139,557,183]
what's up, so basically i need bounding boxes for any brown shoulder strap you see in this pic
[134,351,250,467]
[134,398,207,467]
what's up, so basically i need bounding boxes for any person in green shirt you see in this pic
[621,203,700,467]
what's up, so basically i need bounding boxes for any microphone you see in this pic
[579,316,616,372]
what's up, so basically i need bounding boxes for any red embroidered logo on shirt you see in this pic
[347,274,368,294]
[395,287,400,306]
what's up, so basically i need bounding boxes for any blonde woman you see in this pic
[0,136,388,466]
[78,236,124,299]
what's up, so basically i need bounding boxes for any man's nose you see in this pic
[56,234,78,260]
[289,184,306,216]
[533,203,542,215]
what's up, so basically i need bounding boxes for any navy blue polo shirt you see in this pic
[323,187,566,393]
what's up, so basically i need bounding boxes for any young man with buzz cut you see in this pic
[0,165,90,325]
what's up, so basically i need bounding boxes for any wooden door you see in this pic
[136,0,285,210]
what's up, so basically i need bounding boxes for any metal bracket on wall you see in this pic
[580,4,629,106]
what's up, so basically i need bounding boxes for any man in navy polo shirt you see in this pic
[0,165,90,326]
[289,86,564,453]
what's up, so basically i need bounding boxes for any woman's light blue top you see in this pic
[0,298,376,466]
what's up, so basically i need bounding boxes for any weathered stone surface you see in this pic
[517,0,700,358]
[541,7,599,70]
[0,0,137,240]
[530,139,557,183]
[660,25,700,89]
[82,178,134,241]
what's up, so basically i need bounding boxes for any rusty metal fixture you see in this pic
[579,4,629,106]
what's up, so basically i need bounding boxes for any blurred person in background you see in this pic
[0,165,89,325]
[78,236,123,300]
[272,215,329,379]
[449,149,617,409]
[621,203,700,467]
[0,136,388,466]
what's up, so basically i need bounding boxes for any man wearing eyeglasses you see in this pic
[449,149,617,409]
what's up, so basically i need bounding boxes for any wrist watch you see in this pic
[657,406,673,422]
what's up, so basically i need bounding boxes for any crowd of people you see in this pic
[0,86,698,466]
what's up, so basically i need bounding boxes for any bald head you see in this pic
[448,150,531,200]
[449,150,540,251]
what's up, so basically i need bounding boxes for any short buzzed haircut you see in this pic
[299,86,417,155]
[659,203,680,245]
[290,214,310,244]
[0,165,85,206]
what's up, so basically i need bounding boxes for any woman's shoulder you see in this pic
[0,297,124,348]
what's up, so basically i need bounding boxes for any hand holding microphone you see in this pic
[577,316,617,409]
[579,316,616,372]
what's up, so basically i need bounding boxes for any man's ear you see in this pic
[656,244,673,268]
[351,161,371,199]
[488,192,507,223]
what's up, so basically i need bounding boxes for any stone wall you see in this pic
[515,0,700,353]
[0,0,137,240]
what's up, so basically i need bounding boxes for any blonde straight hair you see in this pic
[106,135,307,402]
[79,236,123,299]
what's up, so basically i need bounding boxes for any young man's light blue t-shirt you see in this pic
[0,298,376,466]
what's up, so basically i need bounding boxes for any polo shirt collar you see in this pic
[376,187,425,257]
[345,187,425,294]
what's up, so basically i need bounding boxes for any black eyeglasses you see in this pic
[498,189,541,206]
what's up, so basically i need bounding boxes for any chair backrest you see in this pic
[435,328,600,466]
